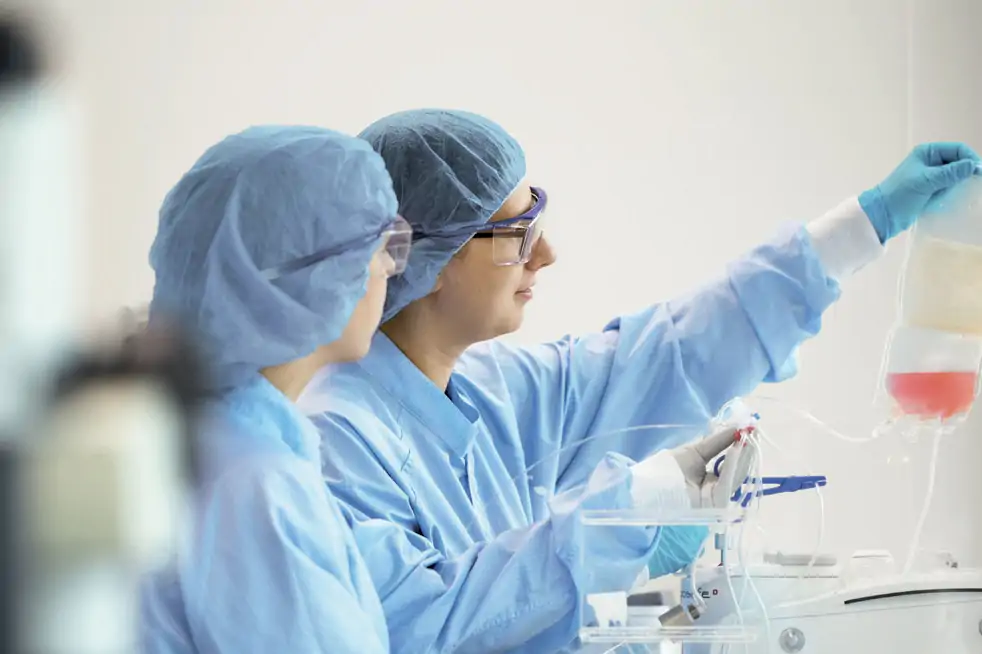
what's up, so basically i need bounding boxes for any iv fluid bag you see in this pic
[902,235,982,334]
[885,326,982,419]
[885,176,982,422]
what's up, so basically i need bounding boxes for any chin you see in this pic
[352,339,374,361]
[492,313,525,340]
[468,305,526,344]
[334,339,373,364]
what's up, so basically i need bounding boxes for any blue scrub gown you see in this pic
[300,213,880,653]
[140,376,388,654]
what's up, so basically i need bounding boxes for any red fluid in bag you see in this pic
[886,371,978,419]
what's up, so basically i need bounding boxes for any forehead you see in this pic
[489,183,533,223]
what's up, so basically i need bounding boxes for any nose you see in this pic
[527,233,557,271]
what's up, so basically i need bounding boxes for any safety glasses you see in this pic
[261,215,413,281]
[381,215,413,275]
[470,187,548,266]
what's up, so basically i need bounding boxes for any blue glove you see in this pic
[860,142,981,243]
[648,525,708,577]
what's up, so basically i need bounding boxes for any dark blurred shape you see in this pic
[627,591,668,607]
[0,444,21,654]
[0,14,40,654]
[51,321,211,488]
[0,11,42,88]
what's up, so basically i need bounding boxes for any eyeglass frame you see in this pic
[260,215,413,281]
[420,186,547,266]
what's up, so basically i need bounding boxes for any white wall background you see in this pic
[43,0,982,566]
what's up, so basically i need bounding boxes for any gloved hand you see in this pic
[860,142,981,243]
[631,427,755,578]
[670,425,753,509]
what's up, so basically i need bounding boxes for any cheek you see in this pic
[491,265,525,295]
[445,260,518,302]
[347,272,387,331]
[438,245,525,314]
[469,272,526,321]
[363,272,388,320]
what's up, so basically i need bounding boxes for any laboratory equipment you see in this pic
[883,174,982,425]
[19,324,204,654]
[630,402,982,654]
[577,414,784,648]
[679,552,982,653]
[884,326,982,420]
[715,462,827,509]
[0,12,62,652]
[0,11,204,653]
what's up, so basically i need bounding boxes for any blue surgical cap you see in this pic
[358,109,526,321]
[149,126,398,392]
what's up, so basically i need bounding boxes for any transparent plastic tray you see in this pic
[579,507,759,646]
[579,624,756,645]
[581,506,746,527]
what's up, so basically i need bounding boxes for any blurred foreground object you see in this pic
[0,6,79,435]
[20,322,205,654]
[1,12,204,654]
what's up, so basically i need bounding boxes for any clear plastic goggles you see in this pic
[261,215,414,281]
[472,186,548,266]
[380,215,413,276]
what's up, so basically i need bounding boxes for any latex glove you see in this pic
[860,142,981,243]
[670,426,752,509]
[631,427,753,578]
[630,426,751,511]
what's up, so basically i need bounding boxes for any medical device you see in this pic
[679,550,982,653]
[669,423,980,653]
[882,173,982,429]
[575,398,981,653]
[577,410,779,648]
[651,427,976,654]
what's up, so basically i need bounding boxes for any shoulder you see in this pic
[457,337,575,396]
[300,365,410,467]
[199,452,326,519]
[300,362,396,422]
[190,453,361,570]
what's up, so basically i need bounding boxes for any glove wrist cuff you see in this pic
[629,451,691,510]
[858,186,890,243]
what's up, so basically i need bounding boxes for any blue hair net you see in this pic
[358,109,526,321]
[149,126,398,392]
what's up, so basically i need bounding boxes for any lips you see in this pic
[517,276,536,293]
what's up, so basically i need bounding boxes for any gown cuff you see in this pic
[805,196,884,281]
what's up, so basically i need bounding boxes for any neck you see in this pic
[260,352,325,402]
[381,303,468,391]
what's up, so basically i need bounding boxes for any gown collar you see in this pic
[357,331,481,457]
